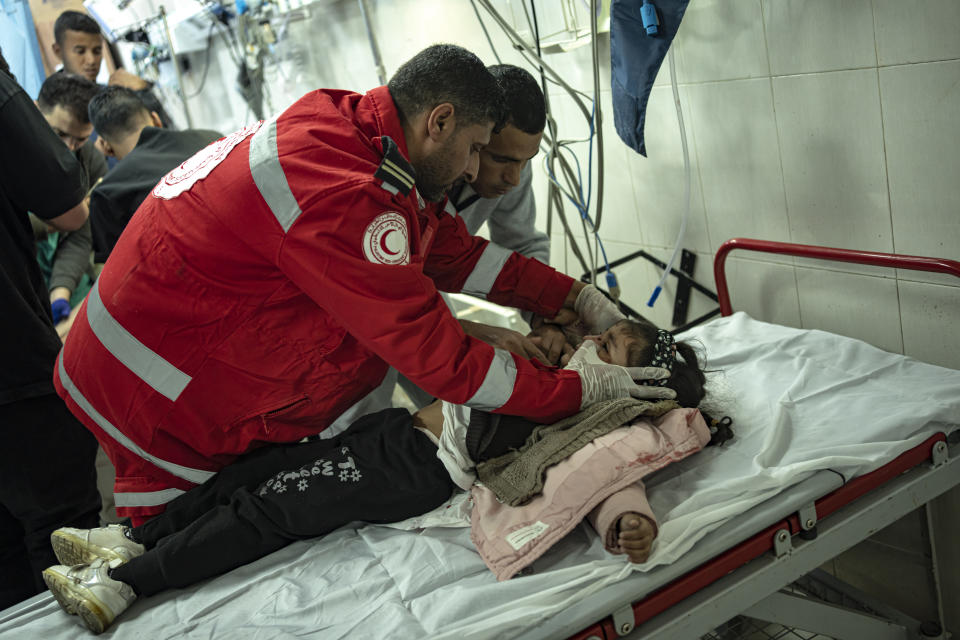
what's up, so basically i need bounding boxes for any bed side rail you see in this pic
[713,238,960,316]
[569,433,949,640]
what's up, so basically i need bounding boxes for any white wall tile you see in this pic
[880,60,960,285]
[541,31,612,99]
[723,257,801,327]
[673,0,769,83]
[685,79,792,254]
[542,91,645,249]
[796,267,903,354]
[550,234,567,274]
[763,0,876,75]
[625,85,711,254]
[898,280,960,370]
[530,161,562,239]
[773,70,893,273]
[596,91,646,247]
[873,0,960,66]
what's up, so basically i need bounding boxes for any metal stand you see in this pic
[581,248,721,333]
[358,0,386,85]
[159,5,194,128]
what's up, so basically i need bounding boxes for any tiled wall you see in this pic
[536,0,959,370]
[176,0,960,368]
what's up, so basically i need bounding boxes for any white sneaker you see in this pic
[43,559,136,634]
[51,524,145,567]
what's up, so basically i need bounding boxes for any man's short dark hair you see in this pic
[489,64,545,135]
[37,73,99,124]
[54,10,101,45]
[88,85,151,140]
[388,44,505,132]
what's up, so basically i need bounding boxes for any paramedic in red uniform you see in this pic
[54,44,674,525]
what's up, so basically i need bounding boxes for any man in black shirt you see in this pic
[87,86,221,261]
[34,73,107,322]
[0,50,101,610]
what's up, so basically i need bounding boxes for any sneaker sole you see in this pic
[51,530,129,567]
[42,568,111,634]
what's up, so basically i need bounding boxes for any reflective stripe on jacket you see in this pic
[55,86,581,521]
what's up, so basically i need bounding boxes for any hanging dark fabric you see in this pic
[610,0,691,157]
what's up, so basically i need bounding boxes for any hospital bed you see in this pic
[1,239,958,640]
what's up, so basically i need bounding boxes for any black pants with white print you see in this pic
[112,408,451,596]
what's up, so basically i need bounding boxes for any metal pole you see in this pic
[357,0,386,85]
[159,5,194,128]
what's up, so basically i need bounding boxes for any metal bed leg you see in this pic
[924,502,948,640]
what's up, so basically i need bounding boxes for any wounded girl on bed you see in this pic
[41,290,727,634]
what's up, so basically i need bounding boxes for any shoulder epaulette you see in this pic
[375,136,416,197]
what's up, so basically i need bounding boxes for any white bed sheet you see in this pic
[2,313,958,639]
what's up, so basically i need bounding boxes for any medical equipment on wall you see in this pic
[83,0,303,125]
[475,0,613,296]
[475,0,707,327]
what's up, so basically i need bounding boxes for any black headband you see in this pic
[640,330,676,387]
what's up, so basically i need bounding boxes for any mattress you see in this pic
[3,313,958,639]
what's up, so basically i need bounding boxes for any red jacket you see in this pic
[54,86,581,522]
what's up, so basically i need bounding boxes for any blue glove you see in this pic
[51,298,72,324]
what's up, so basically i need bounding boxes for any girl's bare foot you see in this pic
[617,512,656,563]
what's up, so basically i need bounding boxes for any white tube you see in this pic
[648,46,691,307]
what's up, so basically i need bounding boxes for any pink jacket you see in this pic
[470,408,710,581]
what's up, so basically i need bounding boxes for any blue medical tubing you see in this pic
[543,102,620,300]
[641,1,660,36]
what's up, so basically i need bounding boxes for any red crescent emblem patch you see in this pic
[362,212,409,265]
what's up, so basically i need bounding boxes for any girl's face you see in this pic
[584,324,641,366]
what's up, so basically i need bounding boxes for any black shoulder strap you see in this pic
[374,136,416,196]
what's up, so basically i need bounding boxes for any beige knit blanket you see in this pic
[475,398,678,506]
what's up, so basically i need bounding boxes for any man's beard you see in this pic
[415,138,459,202]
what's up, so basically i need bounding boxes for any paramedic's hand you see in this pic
[109,68,150,90]
[460,319,550,365]
[574,284,625,334]
[527,323,573,366]
[574,361,675,408]
[568,341,675,407]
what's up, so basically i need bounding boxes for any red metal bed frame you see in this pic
[569,238,960,640]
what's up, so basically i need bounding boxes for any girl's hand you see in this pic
[617,512,657,563]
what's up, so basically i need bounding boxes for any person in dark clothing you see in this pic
[0,49,101,611]
[34,72,107,321]
[52,10,175,129]
[86,86,221,261]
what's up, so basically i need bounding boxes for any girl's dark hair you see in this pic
[617,318,733,446]
[617,318,705,408]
